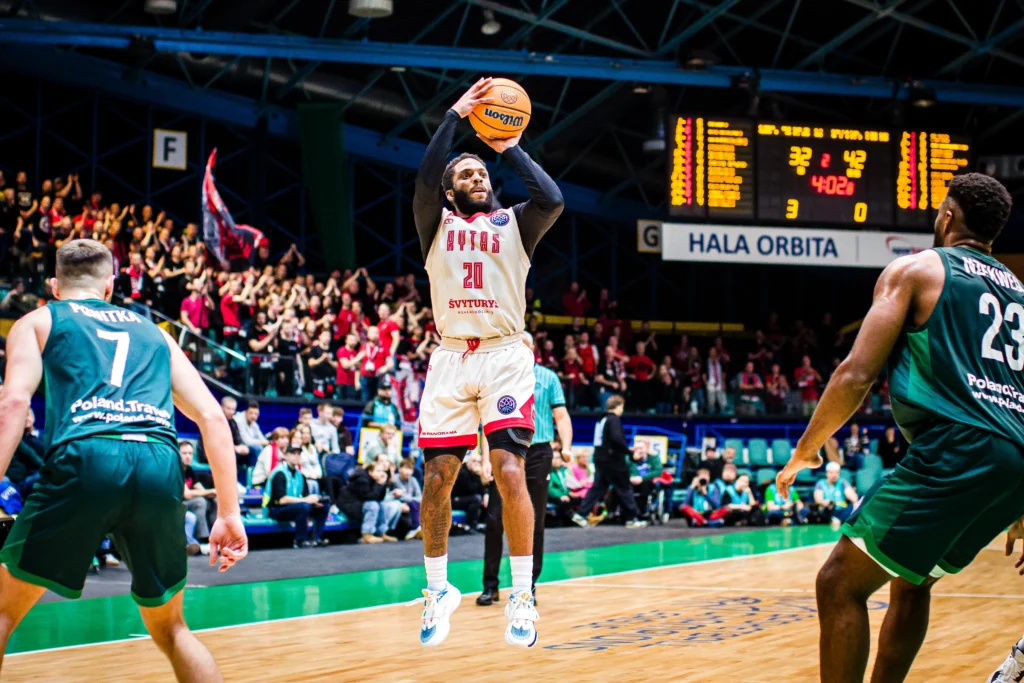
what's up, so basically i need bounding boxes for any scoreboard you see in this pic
[666,115,971,228]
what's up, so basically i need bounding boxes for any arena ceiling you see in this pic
[1,0,1024,208]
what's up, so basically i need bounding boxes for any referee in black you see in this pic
[477,333,574,606]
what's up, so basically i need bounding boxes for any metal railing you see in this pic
[114,297,246,397]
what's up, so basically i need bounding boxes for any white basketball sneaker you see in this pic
[415,583,462,647]
[504,590,539,648]
[989,640,1024,683]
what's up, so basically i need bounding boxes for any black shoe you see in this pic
[313,538,330,548]
[293,540,312,549]
[476,588,499,606]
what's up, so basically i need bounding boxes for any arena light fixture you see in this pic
[348,0,393,19]
[909,81,937,108]
[144,0,177,15]
[481,10,502,36]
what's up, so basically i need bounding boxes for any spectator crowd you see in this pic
[0,170,894,424]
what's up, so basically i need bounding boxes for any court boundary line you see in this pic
[7,541,833,658]
[559,583,1024,600]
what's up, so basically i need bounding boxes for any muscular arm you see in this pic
[553,406,573,453]
[163,329,241,518]
[794,254,936,460]
[505,145,564,258]
[0,311,47,478]
[412,109,459,261]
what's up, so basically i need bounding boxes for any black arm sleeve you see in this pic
[504,145,564,259]
[605,415,630,456]
[413,109,460,261]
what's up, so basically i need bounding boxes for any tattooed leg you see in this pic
[421,454,463,558]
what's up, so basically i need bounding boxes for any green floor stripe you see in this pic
[9,526,836,654]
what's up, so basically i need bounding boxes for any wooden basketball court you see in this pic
[4,528,1020,682]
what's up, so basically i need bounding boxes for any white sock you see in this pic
[510,555,533,595]
[424,555,447,591]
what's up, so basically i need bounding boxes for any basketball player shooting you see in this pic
[411,77,563,648]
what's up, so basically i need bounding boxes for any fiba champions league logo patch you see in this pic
[497,395,518,415]
[490,212,510,227]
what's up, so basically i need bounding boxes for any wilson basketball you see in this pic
[470,78,531,140]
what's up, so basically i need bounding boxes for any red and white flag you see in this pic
[202,149,265,267]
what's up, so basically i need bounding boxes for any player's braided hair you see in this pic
[442,153,485,192]
[946,172,1013,242]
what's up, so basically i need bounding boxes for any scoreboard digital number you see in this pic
[757,123,894,226]
[665,114,972,228]
[668,116,754,219]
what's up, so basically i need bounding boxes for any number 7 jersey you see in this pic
[425,207,530,340]
[41,299,178,456]
[889,246,1024,445]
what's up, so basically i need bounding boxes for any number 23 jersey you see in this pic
[41,299,178,455]
[425,207,530,340]
[889,246,1024,445]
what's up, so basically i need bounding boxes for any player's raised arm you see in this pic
[162,329,248,571]
[412,78,494,260]
[476,133,564,258]
[0,310,47,478]
[777,253,935,496]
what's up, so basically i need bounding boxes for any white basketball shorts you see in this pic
[418,335,536,450]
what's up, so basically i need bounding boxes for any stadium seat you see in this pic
[724,439,746,464]
[862,454,884,473]
[736,467,752,480]
[771,439,792,467]
[869,439,879,454]
[756,468,776,488]
[747,439,770,467]
[856,468,880,493]
[796,467,819,485]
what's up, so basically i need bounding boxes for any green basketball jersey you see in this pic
[42,299,178,455]
[888,246,1024,445]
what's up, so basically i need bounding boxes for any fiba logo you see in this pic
[496,395,518,415]
[500,90,518,105]
[490,212,510,227]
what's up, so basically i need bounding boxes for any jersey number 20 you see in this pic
[979,293,1024,371]
[463,262,483,289]
[96,329,131,387]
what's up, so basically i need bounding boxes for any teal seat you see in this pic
[856,468,880,493]
[862,454,884,473]
[771,439,792,467]
[724,439,746,465]
[736,467,752,480]
[796,467,819,485]
[748,439,770,467]
[756,468,777,487]
[869,439,879,454]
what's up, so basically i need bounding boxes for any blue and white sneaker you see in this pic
[415,583,462,647]
[989,640,1024,682]
[504,590,539,648]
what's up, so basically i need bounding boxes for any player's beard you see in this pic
[451,186,493,216]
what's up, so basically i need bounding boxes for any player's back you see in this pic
[42,299,177,455]
[889,246,1024,445]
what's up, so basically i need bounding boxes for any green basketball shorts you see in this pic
[1,437,187,605]
[842,421,1024,585]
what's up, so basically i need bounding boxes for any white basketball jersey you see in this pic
[425,207,530,340]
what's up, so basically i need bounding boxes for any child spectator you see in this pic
[392,458,422,540]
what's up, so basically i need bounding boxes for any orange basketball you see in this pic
[470,78,532,140]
